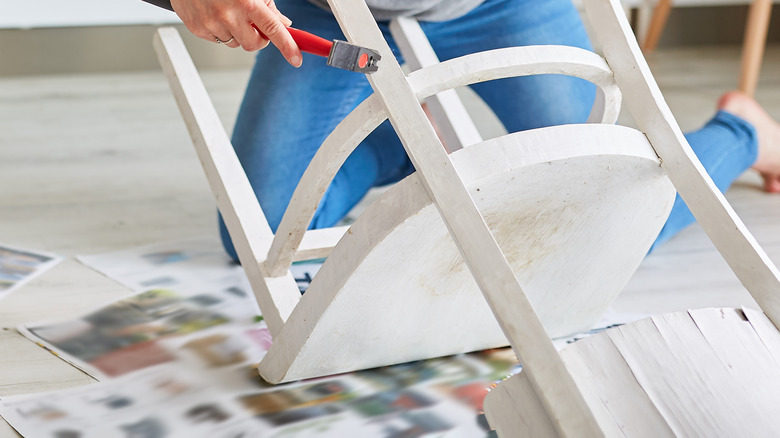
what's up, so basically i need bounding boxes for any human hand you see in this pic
[169,0,302,67]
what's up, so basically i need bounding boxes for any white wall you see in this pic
[0,0,181,29]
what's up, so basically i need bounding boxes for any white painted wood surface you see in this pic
[487,308,780,436]
[389,17,482,152]
[259,124,674,384]
[483,370,559,437]
[156,1,780,434]
[404,45,622,125]
[293,226,348,261]
[584,0,780,326]
[483,0,780,434]
[326,2,606,434]
[153,28,300,335]
[266,44,622,278]
[5,2,775,436]
[149,3,668,432]
[151,3,668,434]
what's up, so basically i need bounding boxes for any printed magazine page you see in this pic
[6,318,519,436]
[4,237,645,436]
[18,288,264,380]
[77,236,321,296]
[0,243,62,301]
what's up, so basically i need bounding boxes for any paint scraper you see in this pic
[255,25,381,74]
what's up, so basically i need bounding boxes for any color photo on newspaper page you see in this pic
[0,243,61,300]
[0,331,519,438]
[18,288,263,379]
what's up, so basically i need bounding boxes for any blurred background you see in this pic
[2,0,780,75]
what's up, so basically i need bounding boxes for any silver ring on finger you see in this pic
[215,36,235,44]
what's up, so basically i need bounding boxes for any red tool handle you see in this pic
[252,24,333,58]
[287,27,332,58]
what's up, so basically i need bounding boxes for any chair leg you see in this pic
[634,0,656,44]
[153,28,301,334]
[584,0,780,332]
[642,0,672,53]
[739,0,772,96]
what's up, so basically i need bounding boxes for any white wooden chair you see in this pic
[154,0,780,434]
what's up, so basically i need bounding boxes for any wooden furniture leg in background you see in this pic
[642,0,672,52]
[642,0,771,94]
[634,0,657,44]
[739,0,772,96]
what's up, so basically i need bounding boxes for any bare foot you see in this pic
[718,91,780,193]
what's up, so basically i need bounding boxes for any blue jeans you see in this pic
[221,0,758,259]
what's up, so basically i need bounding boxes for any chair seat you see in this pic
[258,123,676,383]
[485,307,780,436]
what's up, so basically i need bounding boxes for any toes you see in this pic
[763,174,780,193]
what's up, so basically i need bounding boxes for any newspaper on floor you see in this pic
[17,287,265,380]
[76,236,321,296]
[0,243,62,301]
[19,237,324,380]
[4,317,520,437]
[5,236,650,436]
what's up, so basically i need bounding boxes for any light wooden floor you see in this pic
[2,44,780,437]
